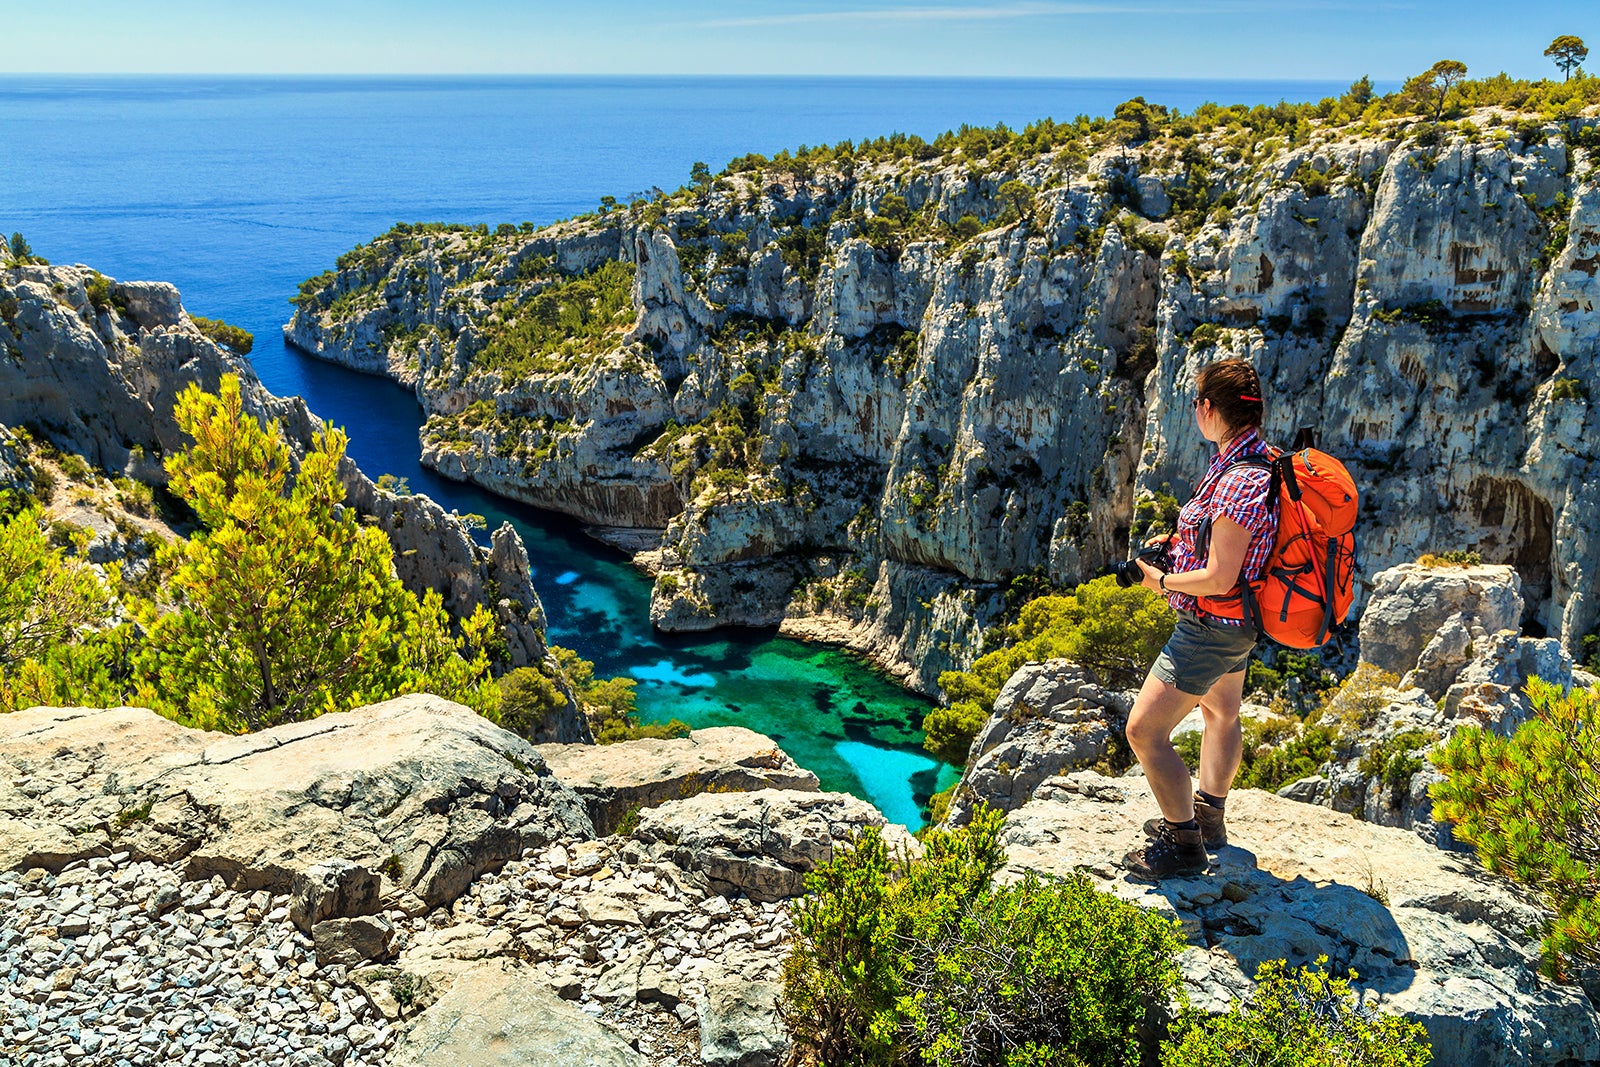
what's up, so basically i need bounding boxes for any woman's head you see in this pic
[1195,358,1264,438]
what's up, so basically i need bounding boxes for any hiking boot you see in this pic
[1143,793,1227,848]
[1123,820,1209,881]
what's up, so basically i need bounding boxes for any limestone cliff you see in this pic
[0,260,587,740]
[284,109,1599,691]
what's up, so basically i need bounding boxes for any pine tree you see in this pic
[1431,678,1600,977]
[133,376,496,731]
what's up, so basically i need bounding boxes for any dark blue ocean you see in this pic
[0,75,1353,825]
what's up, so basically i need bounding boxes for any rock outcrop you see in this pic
[537,726,820,834]
[1000,771,1600,1067]
[945,658,1130,824]
[285,114,1600,689]
[0,260,580,734]
[625,788,921,903]
[0,695,593,911]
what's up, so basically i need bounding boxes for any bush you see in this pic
[1162,957,1432,1066]
[1431,678,1600,977]
[783,806,1185,1067]
[191,315,255,355]
[496,666,568,737]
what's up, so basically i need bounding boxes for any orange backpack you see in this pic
[1195,429,1359,649]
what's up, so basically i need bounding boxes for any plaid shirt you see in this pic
[1165,428,1277,625]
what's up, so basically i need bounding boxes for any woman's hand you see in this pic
[1136,557,1166,593]
[1143,532,1173,548]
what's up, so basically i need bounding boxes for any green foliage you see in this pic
[1162,957,1432,1066]
[84,272,125,315]
[5,232,47,266]
[496,666,569,737]
[190,315,255,355]
[473,259,637,378]
[1403,60,1469,124]
[550,645,688,743]
[133,375,497,731]
[1358,728,1437,805]
[1546,36,1589,80]
[930,578,1174,765]
[1132,487,1180,539]
[1416,549,1482,567]
[1431,678,1600,977]
[783,806,1185,1067]
[0,505,112,703]
[1551,377,1586,401]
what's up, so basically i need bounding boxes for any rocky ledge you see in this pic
[1002,771,1600,1067]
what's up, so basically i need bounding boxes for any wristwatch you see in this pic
[1159,573,1168,591]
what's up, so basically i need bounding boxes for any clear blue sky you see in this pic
[2,1,1589,80]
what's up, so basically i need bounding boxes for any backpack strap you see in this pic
[1195,456,1277,561]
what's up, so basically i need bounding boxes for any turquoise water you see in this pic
[0,74,1356,825]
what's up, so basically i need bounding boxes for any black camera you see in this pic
[1107,542,1171,588]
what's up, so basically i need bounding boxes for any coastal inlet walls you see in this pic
[284,113,1600,691]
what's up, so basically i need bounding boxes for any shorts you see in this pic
[1151,611,1258,696]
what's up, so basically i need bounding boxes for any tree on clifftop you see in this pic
[133,375,497,731]
[1547,36,1589,81]
[1403,59,1468,124]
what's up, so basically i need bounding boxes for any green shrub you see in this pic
[496,666,569,737]
[783,806,1185,1067]
[191,315,255,355]
[1162,957,1432,1066]
[1431,678,1600,977]
[1416,549,1481,567]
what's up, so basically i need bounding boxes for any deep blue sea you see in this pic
[0,75,1354,825]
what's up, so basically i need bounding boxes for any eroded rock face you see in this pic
[1000,771,1600,1067]
[624,788,921,903]
[0,695,593,910]
[536,727,820,834]
[946,659,1130,825]
[283,117,1600,687]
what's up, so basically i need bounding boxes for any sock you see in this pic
[1164,817,1200,832]
[1196,789,1226,811]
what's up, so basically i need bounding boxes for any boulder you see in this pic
[536,727,819,834]
[698,975,790,1067]
[946,659,1130,824]
[289,859,381,933]
[626,789,920,902]
[1000,770,1600,1067]
[389,959,648,1067]
[1358,563,1523,697]
[312,914,394,967]
[0,695,593,910]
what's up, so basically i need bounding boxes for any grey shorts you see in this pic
[1151,611,1258,696]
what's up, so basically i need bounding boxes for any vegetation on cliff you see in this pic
[1431,678,1600,979]
[782,805,1187,1066]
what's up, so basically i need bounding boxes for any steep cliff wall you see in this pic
[284,109,1599,691]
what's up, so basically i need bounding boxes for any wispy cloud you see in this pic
[703,0,1360,28]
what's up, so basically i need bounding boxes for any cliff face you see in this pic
[284,112,1598,691]
[0,261,587,739]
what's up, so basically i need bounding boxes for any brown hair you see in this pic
[1196,358,1265,435]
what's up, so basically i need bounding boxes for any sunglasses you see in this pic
[1192,396,1209,409]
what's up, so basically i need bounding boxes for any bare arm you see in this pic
[1138,515,1253,596]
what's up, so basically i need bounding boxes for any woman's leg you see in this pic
[1195,668,1247,798]
[1125,670,1205,821]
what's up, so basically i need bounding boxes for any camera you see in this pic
[1107,542,1171,588]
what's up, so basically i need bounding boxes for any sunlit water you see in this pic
[0,75,1355,824]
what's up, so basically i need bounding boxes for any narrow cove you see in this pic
[279,347,960,827]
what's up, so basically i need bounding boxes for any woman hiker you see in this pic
[1120,358,1278,880]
